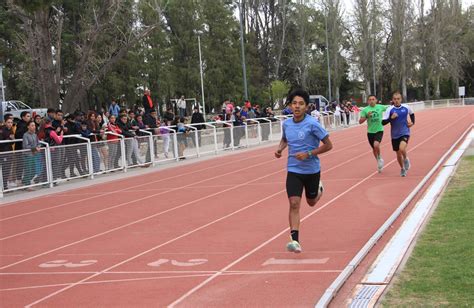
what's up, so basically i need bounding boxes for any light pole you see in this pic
[0,64,5,102]
[325,10,332,102]
[238,0,249,101]
[197,31,206,120]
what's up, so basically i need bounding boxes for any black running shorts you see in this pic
[391,135,410,151]
[286,171,321,199]
[367,131,383,149]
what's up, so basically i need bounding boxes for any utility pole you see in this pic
[238,0,249,101]
[197,33,206,119]
[325,10,332,101]
[0,64,5,102]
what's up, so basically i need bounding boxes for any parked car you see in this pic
[309,95,330,111]
[1,100,47,123]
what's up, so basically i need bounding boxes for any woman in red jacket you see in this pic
[107,115,122,169]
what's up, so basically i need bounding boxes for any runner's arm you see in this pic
[275,138,288,158]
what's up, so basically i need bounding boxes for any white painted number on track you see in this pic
[39,260,98,268]
[148,259,208,267]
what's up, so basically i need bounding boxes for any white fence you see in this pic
[2,97,468,196]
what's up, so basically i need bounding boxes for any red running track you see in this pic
[0,107,472,307]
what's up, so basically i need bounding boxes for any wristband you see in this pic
[307,151,313,159]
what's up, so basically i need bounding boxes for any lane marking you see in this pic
[39,260,97,268]
[262,258,329,266]
[0,150,276,218]
[1,270,344,292]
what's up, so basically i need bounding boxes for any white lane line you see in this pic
[0,158,277,241]
[0,150,273,219]
[1,133,371,271]
[19,136,400,306]
[1,270,344,292]
[23,190,285,307]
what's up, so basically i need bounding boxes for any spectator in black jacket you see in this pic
[143,89,155,115]
[190,107,205,147]
[117,114,143,166]
[14,111,31,183]
[0,118,15,190]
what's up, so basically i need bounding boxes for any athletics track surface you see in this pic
[0,106,472,307]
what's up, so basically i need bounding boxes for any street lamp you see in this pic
[196,30,206,120]
[238,0,249,101]
[0,64,5,102]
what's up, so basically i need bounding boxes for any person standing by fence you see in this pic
[22,121,41,190]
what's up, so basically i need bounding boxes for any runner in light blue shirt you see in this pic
[275,89,333,253]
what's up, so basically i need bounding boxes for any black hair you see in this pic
[47,108,55,114]
[20,111,30,119]
[287,89,310,106]
[4,113,13,121]
[55,109,63,114]
[367,94,377,100]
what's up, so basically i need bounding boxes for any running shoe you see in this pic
[317,180,324,201]
[401,168,407,177]
[404,158,411,170]
[286,240,302,253]
[377,157,384,173]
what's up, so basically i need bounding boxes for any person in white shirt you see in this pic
[177,95,186,117]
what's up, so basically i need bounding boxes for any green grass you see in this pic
[381,155,474,307]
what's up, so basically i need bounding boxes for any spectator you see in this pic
[163,107,175,124]
[46,108,56,122]
[117,114,143,166]
[142,89,155,115]
[233,109,245,147]
[64,113,83,177]
[0,117,15,190]
[190,106,205,147]
[41,118,64,181]
[86,112,101,172]
[22,121,41,190]
[176,117,188,159]
[14,111,31,184]
[106,115,122,169]
[177,95,186,117]
[34,114,42,132]
[95,114,109,170]
[109,99,120,117]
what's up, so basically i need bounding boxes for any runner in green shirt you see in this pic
[359,95,388,172]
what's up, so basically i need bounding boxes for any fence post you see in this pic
[86,140,94,180]
[139,129,155,166]
[230,122,235,151]
[173,132,179,161]
[44,144,53,188]
[120,138,127,172]
[244,122,249,148]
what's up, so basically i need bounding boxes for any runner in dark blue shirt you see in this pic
[382,91,415,177]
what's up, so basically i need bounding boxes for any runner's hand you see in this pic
[275,149,282,158]
[295,152,309,161]
[391,112,398,119]
[367,111,373,118]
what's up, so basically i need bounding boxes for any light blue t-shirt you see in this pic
[383,104,414,139]
[282,115,329,174]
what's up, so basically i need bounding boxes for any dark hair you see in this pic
[56,109,63,114]
[367,94,377,100]
[27,120,36,127]
[287,89,310,106]
[4,113,13,121]
[392,91,402,98]
[20,111,30,119]
[47,108,55,114]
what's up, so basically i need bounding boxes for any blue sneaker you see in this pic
[404,158,411,171]
[286,240,302,253]
[401,169,407,177]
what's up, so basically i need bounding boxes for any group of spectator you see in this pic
[0,92,281,192]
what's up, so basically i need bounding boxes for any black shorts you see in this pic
[391,135,410,151]
[367,131,383,148]
[286,171,321,199]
